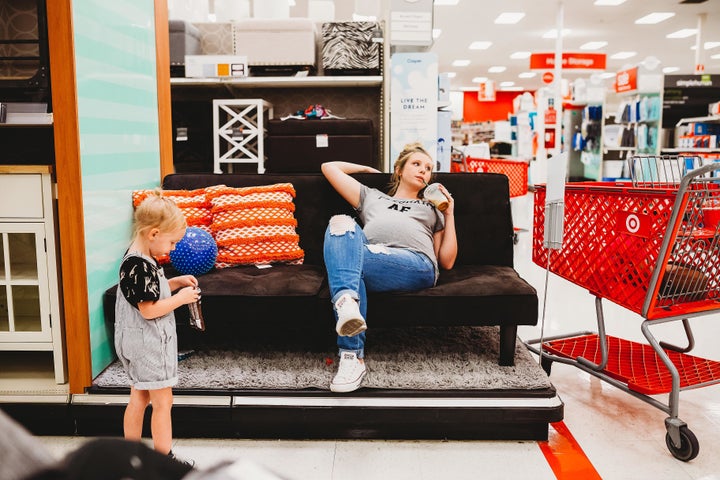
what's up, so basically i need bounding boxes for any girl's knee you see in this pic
[328,214,356,236]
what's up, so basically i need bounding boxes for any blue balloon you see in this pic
[170,227,218,276]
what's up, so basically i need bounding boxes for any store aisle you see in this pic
[33,192,720,480]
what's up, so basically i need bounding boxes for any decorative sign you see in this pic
[530,53,606,70]
[542,71,554,84]
[390,52,438,164]
[390,0,434,46]
[615,66,638,93]
[477,80,496,102]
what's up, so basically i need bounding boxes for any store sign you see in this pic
[529,53,606,70]
[542,71,554,84]
[390,52,438,164]
[664,74,718,88]
[615,67,638,93]
[390,0,433,46]
[477,80,496,102]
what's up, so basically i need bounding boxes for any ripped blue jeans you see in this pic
[323,215,436,358]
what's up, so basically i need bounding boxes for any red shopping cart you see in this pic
[451,149,529,198]
[526,155,720,461]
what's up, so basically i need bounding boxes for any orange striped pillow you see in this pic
[207,183,305,268]
[132,187,218,264]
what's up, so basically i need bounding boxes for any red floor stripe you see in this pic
[538,421,602,480]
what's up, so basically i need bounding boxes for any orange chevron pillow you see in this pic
[132,187,221,264]
[207,183,305,268]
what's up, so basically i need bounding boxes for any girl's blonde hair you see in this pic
[132,189,186,240]
[387,142,433,196]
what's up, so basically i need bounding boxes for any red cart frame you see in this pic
[526,156,720,461]
[451,154,529,198]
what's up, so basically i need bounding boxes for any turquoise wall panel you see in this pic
[73,0,162,377]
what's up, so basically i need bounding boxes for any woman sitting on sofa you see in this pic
[321,142,457,393]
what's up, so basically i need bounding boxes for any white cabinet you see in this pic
[0,166,65,383]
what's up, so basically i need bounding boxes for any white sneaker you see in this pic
[330,352,367,393]
[334,294,367,337]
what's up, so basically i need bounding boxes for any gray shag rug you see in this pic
[94,326,550,391]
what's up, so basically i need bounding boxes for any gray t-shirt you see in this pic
[357,185,445,279]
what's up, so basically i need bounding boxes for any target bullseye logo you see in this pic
[616,211,650,238]
[626,214,640,233]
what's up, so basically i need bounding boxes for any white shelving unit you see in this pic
[0,165,65,384]
[212,98,274,173]
[171,75,387,171]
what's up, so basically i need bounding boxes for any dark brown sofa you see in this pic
[104,172,537,366]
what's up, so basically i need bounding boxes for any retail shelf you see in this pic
[675,115,720,127]
[171,76,383,88]
[661,148,720,154]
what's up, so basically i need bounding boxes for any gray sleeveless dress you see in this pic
[114,252,178,390]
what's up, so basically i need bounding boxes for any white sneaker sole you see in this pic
[336,317,367,337]
[330,368,367,393]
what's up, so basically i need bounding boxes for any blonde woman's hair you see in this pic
[132,189,186,240]
[387,142,433,196]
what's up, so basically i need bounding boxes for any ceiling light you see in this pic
[581,41,608,50]
[288,0,296,5]
[599,72,616,79]
[610,51,637,59]
[543,28,571,39]
[488,66,506,73]
[704,42,720,50]
[594,0,627,5]
[663,67,680,73]
[500,81,515,87]
[434,0,460,5]
[667,29,698,39]
[635,12,674,24]
[469,41,492,50]
[472,76,488,83]
[711,53,720,59]
[452,59,471,67]
[445,72,457,78]
[518,72,537,78]
[433,28,442,39]
[494,12,525,24]
[510,51,531,59]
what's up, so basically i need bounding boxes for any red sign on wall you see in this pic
[615,67,638,93]
[529,53,607,70]
[542,71,554,84]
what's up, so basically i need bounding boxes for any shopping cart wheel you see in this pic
[665,425,699,461]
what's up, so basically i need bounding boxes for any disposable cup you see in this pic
[423,183,449,211]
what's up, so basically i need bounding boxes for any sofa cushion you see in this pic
[317,265,537,328]
[133,188,213,230]
[185,263,325,297]
[133,187,216,264]
[207,183,305,267]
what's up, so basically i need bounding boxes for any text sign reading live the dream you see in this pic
[529,53,606,70]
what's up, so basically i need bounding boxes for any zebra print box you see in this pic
[321,22,381,76]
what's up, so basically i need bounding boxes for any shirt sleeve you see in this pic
[119,256,161,308]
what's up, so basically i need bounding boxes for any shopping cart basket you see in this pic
[526,155,720,461]
[450,148,530,198]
